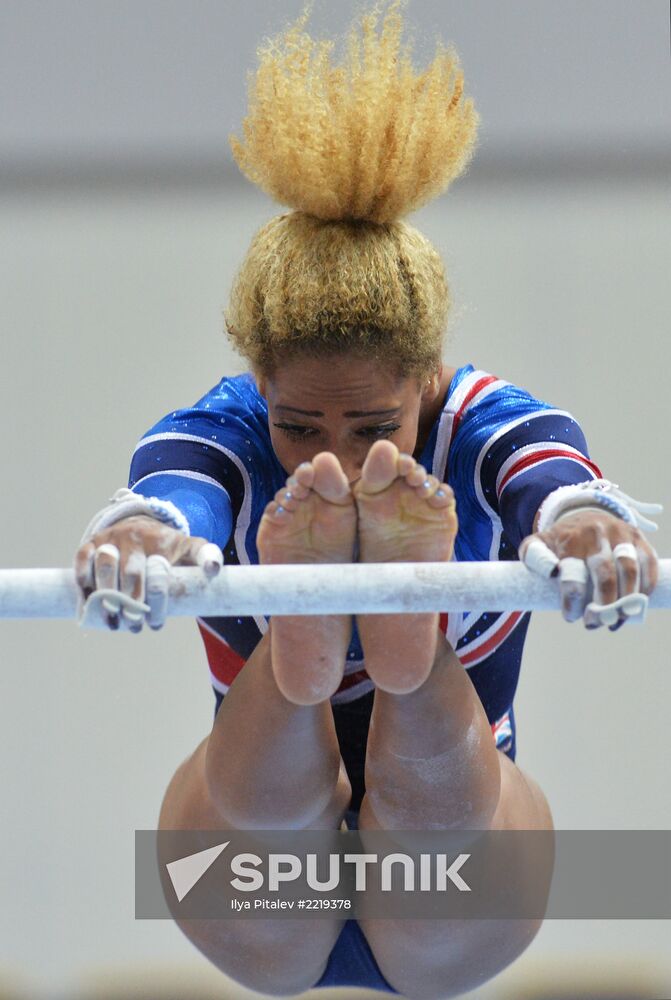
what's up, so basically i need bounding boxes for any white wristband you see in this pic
[536,479,663,535]
[79,487,190,545]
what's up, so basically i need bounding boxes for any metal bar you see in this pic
[0,561,670,620]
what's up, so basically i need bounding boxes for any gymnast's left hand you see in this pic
[518,509,659,630]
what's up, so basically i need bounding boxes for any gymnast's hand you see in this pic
[519,509,659,630]
[74,515,223,633]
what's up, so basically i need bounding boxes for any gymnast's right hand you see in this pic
[74,514,223,633]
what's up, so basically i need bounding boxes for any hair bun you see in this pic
[229,0,479,223]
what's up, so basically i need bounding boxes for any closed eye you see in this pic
[273,422,400,441]
[358,422,401,439]
[272,423,318,440]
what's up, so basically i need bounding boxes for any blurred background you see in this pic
[0,1,669,997]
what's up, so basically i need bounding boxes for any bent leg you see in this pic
[158,630,352,996]
[357,632,554,999]
[350,439,553,996]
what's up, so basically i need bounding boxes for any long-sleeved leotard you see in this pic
[128,364,602,810]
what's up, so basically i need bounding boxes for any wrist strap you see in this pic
[536,479,663,534]
[79,487,190,545]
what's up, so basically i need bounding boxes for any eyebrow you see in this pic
[275,405,401,418]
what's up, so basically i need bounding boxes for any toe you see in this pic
[283,473,310,500]
[311,452,351,503]
[405,462,429,488]
[264,499,290,521]
[413,473,439,497]
[426,483,456,508]
[274,485,300,509]
[359,440,400,494]
[292,462,315,488]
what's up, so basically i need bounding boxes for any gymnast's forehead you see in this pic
[259,354,414,407]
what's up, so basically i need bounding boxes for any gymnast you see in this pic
[73,3,660,997]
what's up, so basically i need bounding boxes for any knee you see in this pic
[206,751,352,832]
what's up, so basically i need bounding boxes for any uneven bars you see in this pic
[0,561,670,620]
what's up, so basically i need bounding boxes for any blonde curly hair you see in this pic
[225,0,479,380]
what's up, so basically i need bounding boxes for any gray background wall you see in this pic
[0,2,669,998]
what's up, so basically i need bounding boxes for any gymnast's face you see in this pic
[256,353,442,485]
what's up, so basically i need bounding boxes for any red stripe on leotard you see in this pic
[198,622,246,687]
[452,375,500,436]
[458,612,524,666]
[498,449,603,494]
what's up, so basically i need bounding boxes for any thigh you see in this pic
[355,764,554,1000]
[158,735,352,996]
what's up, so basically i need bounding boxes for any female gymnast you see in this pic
[73,3,660,997]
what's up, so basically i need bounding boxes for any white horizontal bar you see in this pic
[0,561,670,619]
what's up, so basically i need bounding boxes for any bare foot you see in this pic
[353,440,458,694]
[256,453,357,705]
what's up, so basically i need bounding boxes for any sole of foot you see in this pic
[256,452,358,705]
[353,440,458,694]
